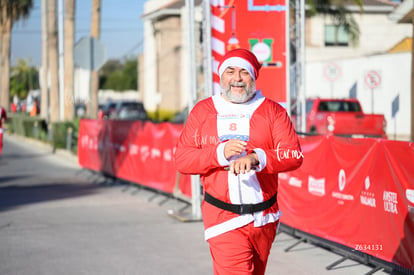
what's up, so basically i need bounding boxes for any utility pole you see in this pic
[290,0,306,133]
[58,0,64,120]
[186,0,201,220]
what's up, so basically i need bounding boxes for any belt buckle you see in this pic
[240,204,253,215]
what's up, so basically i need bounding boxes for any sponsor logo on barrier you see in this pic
[360,176,376,208]
[331,169,354,204]
[383,191,398,214]
[278,173,288,180]
[279,173,302,188]
[338,169,346,191]
[132,145,173,162]
[308,176,325,196]
[130,144,139,154]
[80,133,174,163]
[80,134,98,150]
[289,177,302,188]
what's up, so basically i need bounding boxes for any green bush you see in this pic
[50,119,79,153]
[7,113,79,154]
[8,113,48,141]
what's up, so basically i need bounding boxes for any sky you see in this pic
[11,0,147,67]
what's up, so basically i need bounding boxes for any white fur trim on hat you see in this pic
[218,57,255,80]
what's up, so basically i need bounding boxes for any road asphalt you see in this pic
[0,134,393,275]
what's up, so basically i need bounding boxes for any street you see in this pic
[0,134,390,275]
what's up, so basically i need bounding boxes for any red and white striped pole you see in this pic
[210,0,235,95]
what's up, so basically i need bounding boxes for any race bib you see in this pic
[217,114,250,141]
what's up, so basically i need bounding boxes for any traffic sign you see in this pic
[74,37,106,71]
[392,95,399,118]
[364,70,381,89]
[323,63,341,82]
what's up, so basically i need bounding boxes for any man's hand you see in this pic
[224,139,247,159]
[229,152,259,175]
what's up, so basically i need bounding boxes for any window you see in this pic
[319,101,362,112]
[306,100,314,114]
[324,25,349,46]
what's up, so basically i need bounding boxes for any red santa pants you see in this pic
[207,221,278,275]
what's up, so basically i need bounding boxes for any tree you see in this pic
[89,0,101,119]
[306,0,363,46]
[64,0,75,120]
[0,0,33,110]
[10,58,39,100]
[122,59,138,90]
[99,59,122,88]
[48,0,60,122]
[99,58,138,91]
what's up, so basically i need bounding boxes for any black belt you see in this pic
[204,192,277,215]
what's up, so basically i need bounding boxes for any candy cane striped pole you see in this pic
[210,0,229,95]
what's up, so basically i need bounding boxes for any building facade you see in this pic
[140,0,203,119]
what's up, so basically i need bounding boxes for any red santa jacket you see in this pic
[175,92,303,240]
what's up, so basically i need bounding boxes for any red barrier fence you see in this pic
[279,135,414,271]
[77,119,413,271]
[77,119,191,197]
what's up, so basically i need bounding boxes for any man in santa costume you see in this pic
[0,105,7,156]
[175,48,303,275]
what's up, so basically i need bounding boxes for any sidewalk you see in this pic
[5,133,79,164]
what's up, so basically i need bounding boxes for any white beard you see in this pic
[221,82,256,104]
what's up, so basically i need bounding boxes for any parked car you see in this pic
[298,98,387,138]
[73,102,88,118]
[100,101,117,119]
[113,101,148,121]
[171,107,188,123]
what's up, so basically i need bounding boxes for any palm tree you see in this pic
[306,0,363,46]
[40,0,48,119]
[90,0,101,119]
[0,0,33,110]
[10,58,39,100]
[64,0,75,120]
[48,0,60,122]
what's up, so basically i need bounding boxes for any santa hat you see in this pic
[218,48,262,80]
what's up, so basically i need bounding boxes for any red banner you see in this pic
[278,135,414,271]
[77,119,191,197]
[210,0,288,104]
